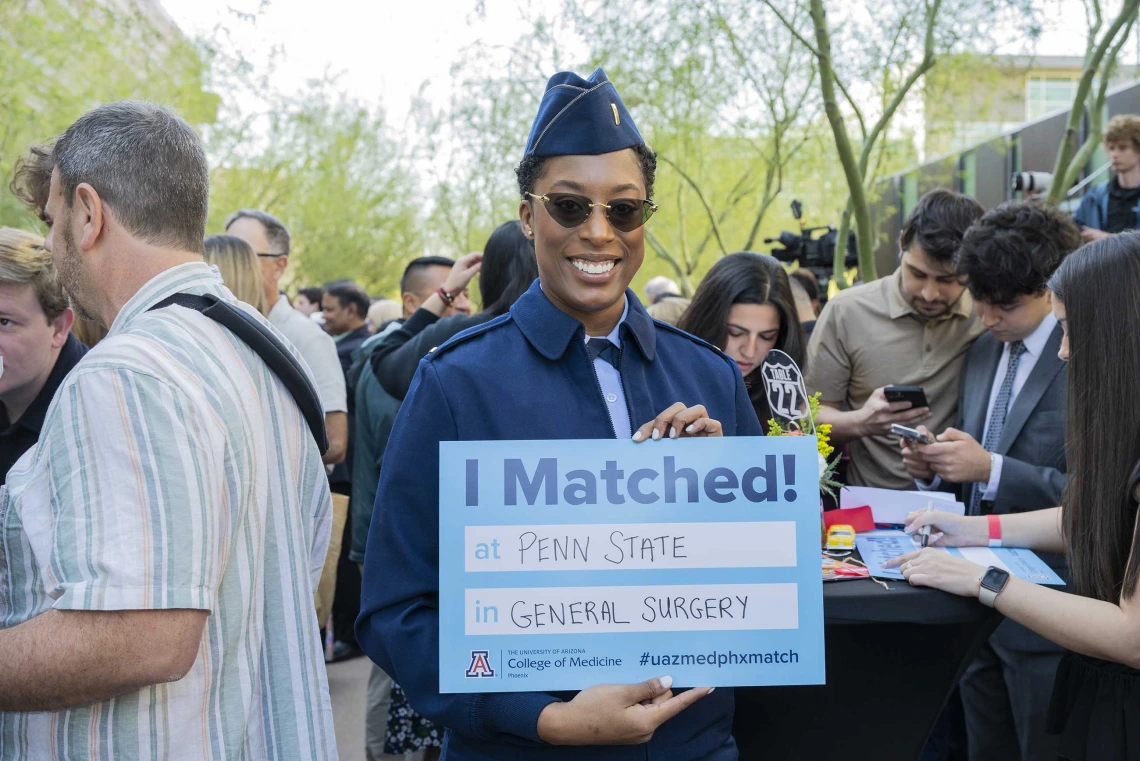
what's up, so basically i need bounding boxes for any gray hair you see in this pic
[224,209,291,256]
[51,101,209,253]
[644,275,681,304]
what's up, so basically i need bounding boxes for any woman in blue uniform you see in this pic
[356,68,761,760]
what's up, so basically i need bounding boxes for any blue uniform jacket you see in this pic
[356,281,762,761]
[1073,180,1140,231]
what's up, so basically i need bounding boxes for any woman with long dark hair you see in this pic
[368,220,540,399]
[893,232,1140,760]
[678,252,806,423]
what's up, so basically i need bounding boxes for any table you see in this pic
[732,576,1003,761]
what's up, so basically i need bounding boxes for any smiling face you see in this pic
[519,150,647,333]
[723,303,781,378]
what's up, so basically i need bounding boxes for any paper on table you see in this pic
[855,530,1064,585]
[839,485,963,525]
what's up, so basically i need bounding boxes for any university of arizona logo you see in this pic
[761,349,809,423]
[466,650,495,678]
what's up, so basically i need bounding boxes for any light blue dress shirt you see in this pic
[918,312,1057,499]
[585,298,632,440]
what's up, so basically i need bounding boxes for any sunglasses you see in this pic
[526,192,658,233]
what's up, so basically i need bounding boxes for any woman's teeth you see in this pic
[572,259,615,274]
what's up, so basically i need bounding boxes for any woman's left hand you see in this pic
[632,403,722,442]
[886,548,987,598]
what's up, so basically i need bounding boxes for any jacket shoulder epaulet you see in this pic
[650,317,734,364]
[423,312,514,363]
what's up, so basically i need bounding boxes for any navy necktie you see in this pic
[970,340,1027,515]
[587,337,620,368]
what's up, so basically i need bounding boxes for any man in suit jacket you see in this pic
[902,201,1081,761]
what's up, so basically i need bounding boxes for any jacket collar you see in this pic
[511,279,656,361]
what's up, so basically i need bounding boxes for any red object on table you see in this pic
[824,505,875,533]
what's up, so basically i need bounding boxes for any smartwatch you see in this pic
[978,566,1011,608]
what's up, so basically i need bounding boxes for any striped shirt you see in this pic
[0,263,338,760]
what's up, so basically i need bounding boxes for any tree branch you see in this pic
[1048,0,1140,204]
[657,153,729,256]
[1060,11,1137,193]
[858,0,942,177]
[760,0,823,58]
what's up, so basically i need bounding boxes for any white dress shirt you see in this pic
[585,299,632,440]
[919,312,1057,498]
[268,293,348,414]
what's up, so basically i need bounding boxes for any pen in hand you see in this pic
[920,501,933,548]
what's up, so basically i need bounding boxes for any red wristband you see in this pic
[436,286,456,306]
[987,514,1002,547]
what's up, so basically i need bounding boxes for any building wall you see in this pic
[873,77,1140,270]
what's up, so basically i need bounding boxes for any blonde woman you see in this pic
[203,234,268,315]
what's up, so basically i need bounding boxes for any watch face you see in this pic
[981,567,1010,591]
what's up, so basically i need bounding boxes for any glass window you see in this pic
[959,151,977,198]
[902,172,919,216]
[1026,76,1079,120]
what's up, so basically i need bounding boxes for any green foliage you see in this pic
[207,90,423,296]
[0,0,219,230]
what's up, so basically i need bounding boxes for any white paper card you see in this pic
[839,485,964,525]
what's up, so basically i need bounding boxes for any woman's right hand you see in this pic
[901,509,988,548]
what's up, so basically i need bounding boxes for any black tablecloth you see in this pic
[732,576,1003,761]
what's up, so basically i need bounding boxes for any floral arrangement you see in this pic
[766,391,842,497]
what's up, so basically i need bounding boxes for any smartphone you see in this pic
[891,423,934,445]
[884,385,928,408]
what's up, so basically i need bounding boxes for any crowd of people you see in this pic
[3,68,1140,761]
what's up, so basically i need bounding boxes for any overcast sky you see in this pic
[161,0,545,131]
[160,0,1117,130]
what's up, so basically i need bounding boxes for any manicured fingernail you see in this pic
[669,427,677,438]
[659,675,673,690]
[708,687,715,694]
[632,431,643,441]
[652,428,661,440]
[686,424,695,433]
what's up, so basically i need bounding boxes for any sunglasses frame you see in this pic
[526,191,659,233]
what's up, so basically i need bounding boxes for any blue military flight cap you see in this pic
[524,67,644,157]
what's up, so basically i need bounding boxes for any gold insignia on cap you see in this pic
[611,103,620,126]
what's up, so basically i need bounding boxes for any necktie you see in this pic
[970,340,1027,515]
[587,337,620,368]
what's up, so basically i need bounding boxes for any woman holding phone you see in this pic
[891,232,1140,760]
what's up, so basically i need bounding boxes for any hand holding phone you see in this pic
[859,387,933,438]
[884,385,929,408]
[891,423,934,445]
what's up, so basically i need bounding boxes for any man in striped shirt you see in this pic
[0,102,338,760]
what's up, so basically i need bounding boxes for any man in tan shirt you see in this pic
[807,189,985,490]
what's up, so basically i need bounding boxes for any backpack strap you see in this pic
[147,293,330,455]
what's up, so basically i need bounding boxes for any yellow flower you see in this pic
[816,423,834,459]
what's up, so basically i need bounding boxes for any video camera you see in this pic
[765,200,857,290]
